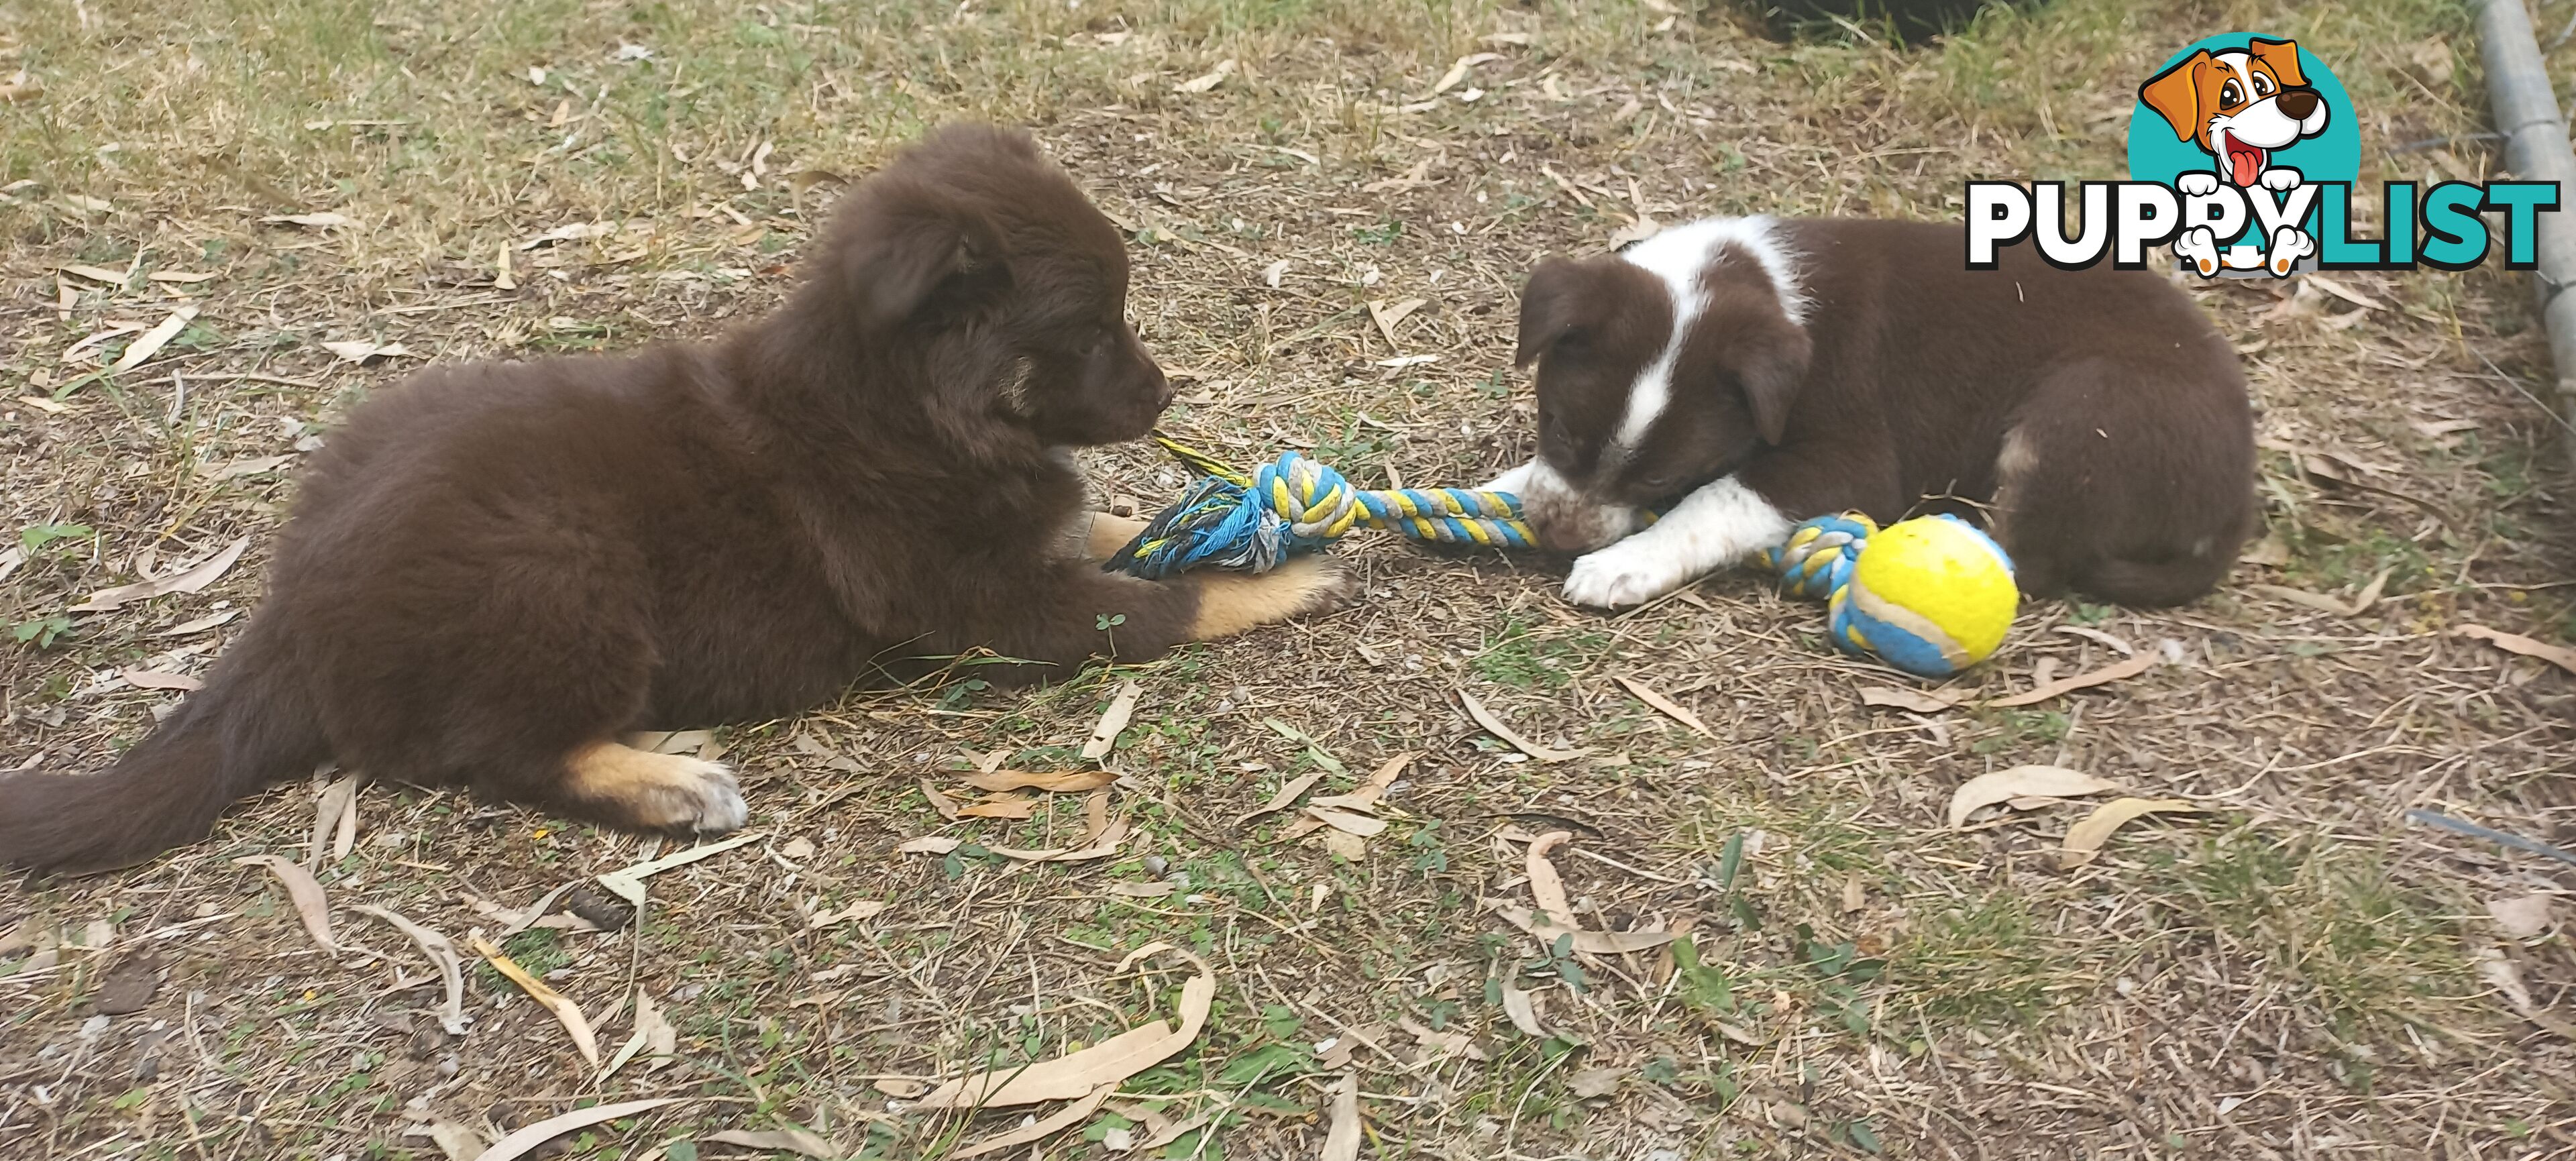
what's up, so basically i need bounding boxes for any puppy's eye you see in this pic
[2220,81,2243,106]
[2251,74,2271,96]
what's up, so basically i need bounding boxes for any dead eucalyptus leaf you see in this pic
[419,1120,487,1161]
[806,901,886,929]
[476,1099,678,1161]
[1567,1066,1625,1099]
[1859,685,1964,713]
[1499,979,1547,1037]
[1303,806,1387,837]
[1109,881,1177,899]
[1988,651,2157,707]
[957,793,1038,820]
[2059,798,2203,867]
[918,942,1212,1109]
[949,1083,1116,1160]
[468,934,601,1067]
[1320,1073,1362,1161]
[1242,770,1326,822]
[233,854,337,950]
[598,989,673,1081]
[1488,902,1676,954]
[1458,688,1584,761]
[1173,58,1238,93]
[69,537,249,611]
[1525,831,1578,929]
[120,668,201,691]
[704,1128,839,1158]
[309,774,360,866]
[1612,675,1713,738]
[320,339,412,364]
[262,211,352,228]
[1430,52,1502,95]
[1947,766,2123,829]
[1082,679,1141,761]
[919,778,962,822]
[963,769,1116,792]
[2453,624,2576,675]
[594,831,761,905]
[2488,895,2557,939]
[352,906,465,1033]
[898,836,963,854]
[109,307,195,373]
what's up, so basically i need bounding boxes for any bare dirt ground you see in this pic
[3,0,2574,1158]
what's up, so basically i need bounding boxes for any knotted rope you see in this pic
[1106,433,1534,579]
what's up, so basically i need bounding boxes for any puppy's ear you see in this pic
[2247,38,2306,89]
[1729,315,1813,446]
[1515,257,1594,368]
[841,180,1006,330]
[2137,50,2213,144]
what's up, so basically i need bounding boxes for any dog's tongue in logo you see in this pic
[2220,131,2264,187]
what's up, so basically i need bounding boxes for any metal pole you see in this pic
[2476,0,2576,466]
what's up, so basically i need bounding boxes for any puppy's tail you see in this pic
[0,620,325,875]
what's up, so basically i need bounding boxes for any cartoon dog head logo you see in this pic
[2139,38,2329,191]
[2127,35,2359,278]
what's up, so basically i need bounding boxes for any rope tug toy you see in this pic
[1765,512,2020,679]
[1105,433,1534,579]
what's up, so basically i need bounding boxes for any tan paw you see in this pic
[564,742,749,833]
[1186,555,1356,640]
[1078,512,1153,563]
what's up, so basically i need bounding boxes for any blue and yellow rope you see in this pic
[1106,433,1535,578]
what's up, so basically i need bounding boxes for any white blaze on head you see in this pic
[1605,216,1808,455]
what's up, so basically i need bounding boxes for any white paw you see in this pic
[1562,539,1696,608]
[2173,227,2221,277]
[2259,166,2304,192]
[2176,172,2220,197]
[1479,461,1537,493]
[2266,226,2316,276]
[670,759,749,833]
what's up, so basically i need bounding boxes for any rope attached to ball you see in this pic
[1106,433,1534,579]
[1764,511,2019,679]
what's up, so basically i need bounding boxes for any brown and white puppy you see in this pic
[1490,215,2254,610]
[0,124,1345,874]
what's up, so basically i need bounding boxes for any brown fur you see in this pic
[1517,217,2255,605]
[0,124,1348,875]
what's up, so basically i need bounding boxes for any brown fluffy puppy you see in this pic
[0,124,1346,874]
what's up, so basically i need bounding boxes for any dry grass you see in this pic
[5,0,2575,1157]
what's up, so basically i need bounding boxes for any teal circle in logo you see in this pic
[2127,34,2360,188]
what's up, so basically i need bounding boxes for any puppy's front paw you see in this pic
[1187,555,1356,639]
[2176,172,2221,197]
[569,744,749,834]
[2259,166,2304,192]
[1078,512,1152,562]
[1562,539,1696,609]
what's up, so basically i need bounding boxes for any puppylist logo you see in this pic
[1965,34,2559,278]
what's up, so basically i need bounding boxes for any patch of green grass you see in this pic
[1967,706,2070,755]
[1888,892,2060,1026]
[2171,824,2471,1036]
[1468,614,1604,690]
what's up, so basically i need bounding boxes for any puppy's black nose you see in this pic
[2275,89,2319,119]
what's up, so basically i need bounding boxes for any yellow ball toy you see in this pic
[1768,513,2018,678]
